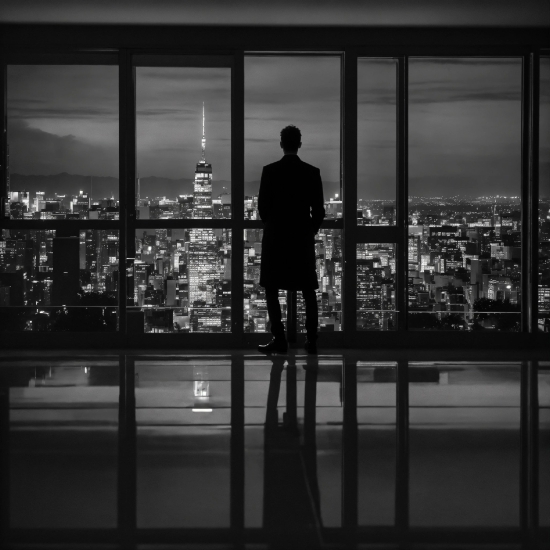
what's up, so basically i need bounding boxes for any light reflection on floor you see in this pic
[0,354,548,548]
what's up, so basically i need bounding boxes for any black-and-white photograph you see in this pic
[0,1,549,549]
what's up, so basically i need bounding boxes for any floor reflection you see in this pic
[0,354,546,548]
[409,362,521,528]
[134,359,232,528]
[1,360,119,529]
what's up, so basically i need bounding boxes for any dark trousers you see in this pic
[265,287,318,339]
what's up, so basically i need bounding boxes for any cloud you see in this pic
[8,119,118,176]
[10,104,118,120]
[408,85,521,104]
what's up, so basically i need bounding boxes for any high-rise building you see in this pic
[192,103,213,219]
[188,107,226,330]
[34,192,45,213]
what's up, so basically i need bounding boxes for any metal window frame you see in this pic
[0,29,547,350]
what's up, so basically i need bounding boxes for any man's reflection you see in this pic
[262,356,322,549]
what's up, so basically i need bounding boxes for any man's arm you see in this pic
[311,168,325,234]
[258,166,271,223]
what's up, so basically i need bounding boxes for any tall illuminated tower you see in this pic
[188,104,223,330]
[193,103,213,218]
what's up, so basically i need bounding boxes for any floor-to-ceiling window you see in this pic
[408,58,523,331]
[356,58,398,331]
[0,48,547,345]
[244,55,343,335]
[129,57,233,334]
[1,57,120,332]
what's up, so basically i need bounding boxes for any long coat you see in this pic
[258,155,325,290]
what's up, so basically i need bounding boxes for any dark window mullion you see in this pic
[120,50,136,336]
[243,220,344,230]
[343,48,358,346]
[356,226,400,244]
[396,56,409,332]
[530,52,540,334]
[5,52,118,66]
[1,220,121,230]
[133,219,234,229]
[232,51,245,342]
[521,54,532,332]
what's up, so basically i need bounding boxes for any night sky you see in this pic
[7,57,550,200]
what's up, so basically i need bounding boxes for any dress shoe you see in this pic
[304,338,317,354]
[258,337,288,354]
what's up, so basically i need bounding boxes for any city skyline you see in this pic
[2,58,549,333]
[8,58,549,201]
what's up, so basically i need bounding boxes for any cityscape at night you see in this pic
[1,11,549,550]
[3,167,549,331]
[1,58,549,333]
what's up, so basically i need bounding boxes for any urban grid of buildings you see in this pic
[1,109,549,332]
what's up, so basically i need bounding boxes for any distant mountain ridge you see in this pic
[10,173,342,201]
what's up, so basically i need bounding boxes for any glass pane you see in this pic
[130,228,231,333]
[408,58,522,331]
[357,243,397,330]
[539,57,550,332]
[0,229,118,331]
[244,356,343,528]
[3,359,119,528]
[357,361,396,526]
[540,361,550,526]
[409,362,520,527]
[136,65,231,219]
[243,227,286,332]
[244,228,342,332]
[245,56,341,220]
[135,359,231,527]
[357,58,397,226]
[7,65,119,219]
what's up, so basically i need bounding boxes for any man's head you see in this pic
[280,125,302,154]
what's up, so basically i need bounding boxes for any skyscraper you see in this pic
[188,106,226,330]
[192,103,213,219]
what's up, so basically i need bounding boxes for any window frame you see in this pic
[0,29,547,348]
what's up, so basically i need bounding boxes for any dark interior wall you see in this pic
[0,25,549,51]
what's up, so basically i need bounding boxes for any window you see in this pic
[0,228,118,331]
[357,59,397,226]
[0,48,545,344]
[408,58,522,331]
[136,65,231,219]
[356,243,397,330]
[131,228,231,333]
[7,65,119,219]
[129,56,233,334]
[244,55,341,220]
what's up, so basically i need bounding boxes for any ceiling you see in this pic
[0,0,549,27]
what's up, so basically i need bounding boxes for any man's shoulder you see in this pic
[262,160,282,171]
[263,158,320,173]
[298,159,320,173]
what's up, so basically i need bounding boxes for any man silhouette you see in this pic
[258,125,325,354]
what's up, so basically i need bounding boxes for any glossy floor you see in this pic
[0,350,548,549]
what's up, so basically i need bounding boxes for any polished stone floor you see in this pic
[0,349,548,549]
